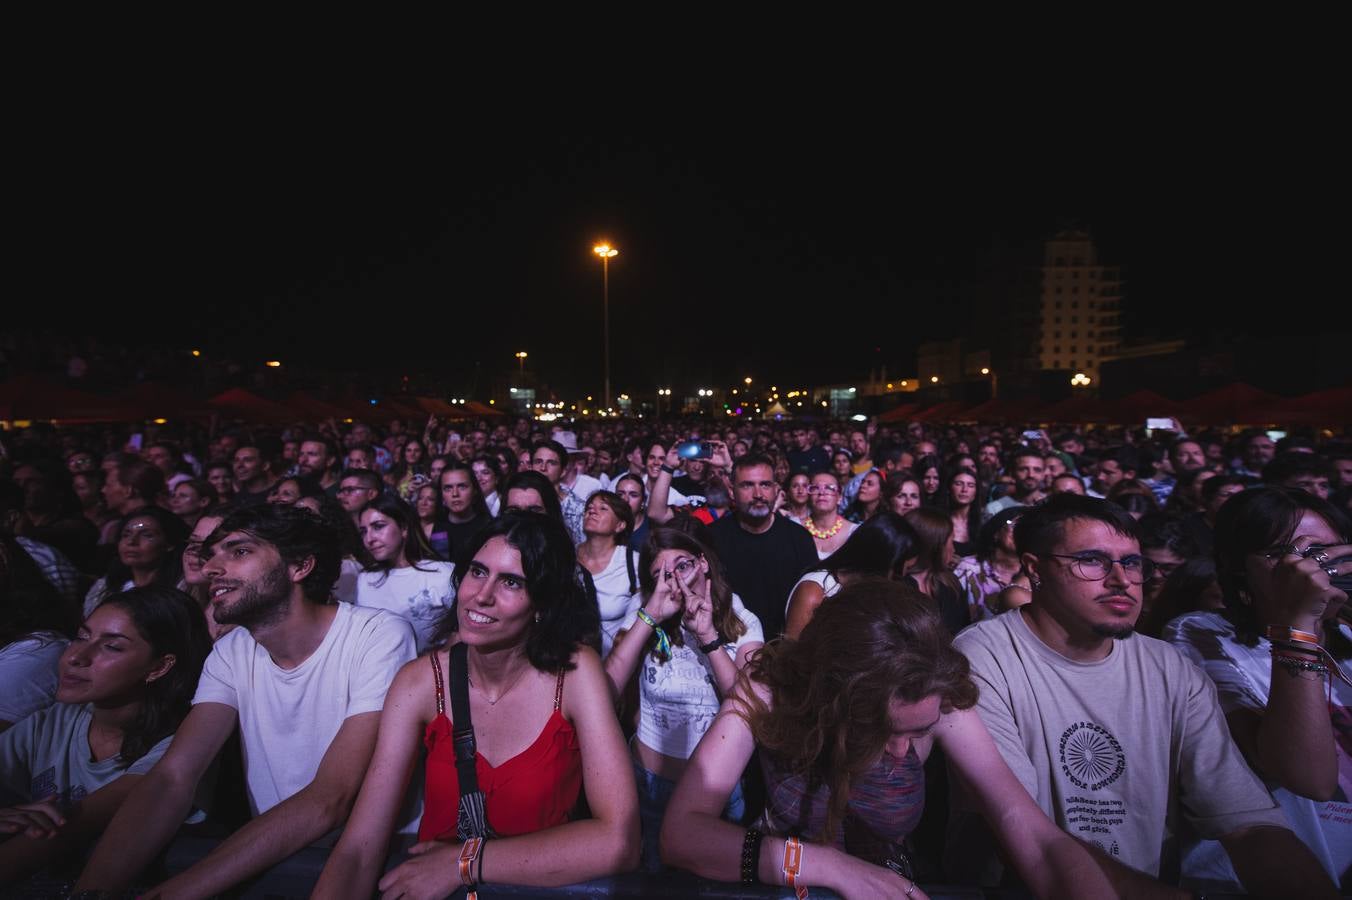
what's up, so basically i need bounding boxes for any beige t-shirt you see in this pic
[949,609,1287,881]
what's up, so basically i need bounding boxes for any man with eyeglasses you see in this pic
[707,454,816,638]
[947,494,1333,897]
[336,470,382,525]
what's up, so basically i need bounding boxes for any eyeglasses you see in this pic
[1042,552,1153,583]
[658,556,701,582]
[338,486,366,494]
[808,484,840,495]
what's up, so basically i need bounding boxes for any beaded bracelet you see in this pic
[741,826,764,883]
[1273,654,1331,678]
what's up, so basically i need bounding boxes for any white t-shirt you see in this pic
[83,577,135,618]
[0,634,66,725]
[1163,611,1352,891]
[355,561,455,652]
[192,603,416,818]
[589,545,640,658]
[334,557,363,605]
[0,702,173,811]
[784,570,843,619]
[950,609,1287,882]
[623,594,763,760]
[568,473,604,503]
[484,490,501,518]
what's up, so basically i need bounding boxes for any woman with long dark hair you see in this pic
[0,585,210,883]
[902,508,969,636]
[784,512,919,639]
[413,483,451,559]
[844,468,885,524]
[83,507,189,617]
[943,466,983,558]
[603,526,764,871]
[613,473,650,552]
[777,472,811,525]
[914,454,944,509]
[952,506,1029,622]
[662,579,1118,898]
[356,496,454,652]
[1163,487,1352,890]
[314,513,637,898]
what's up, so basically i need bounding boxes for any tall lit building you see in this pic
[1036,230,1122,383]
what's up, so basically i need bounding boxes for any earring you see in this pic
[534,612,542,624]
[1029,578,1041,589]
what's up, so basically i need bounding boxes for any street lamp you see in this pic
[515,351,528,382]
[593,243,619,410]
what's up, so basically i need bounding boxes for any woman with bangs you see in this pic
[603,526,764,872]
[661,579,1120,899]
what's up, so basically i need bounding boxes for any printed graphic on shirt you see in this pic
[1059,721,1125,791]
[30,767,87,810]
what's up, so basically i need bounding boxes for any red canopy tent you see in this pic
[462,401,504,417]
[955,397,1043,424]
[910,401,971,423]
[284,391,357,421]
[1095,390,1188,425]
[877,403,922,424]
[0,375,132,422]
[119,382,215,420]
[208,389,297,424]
[1179,384,1280,424]
[1033,394,1109,424]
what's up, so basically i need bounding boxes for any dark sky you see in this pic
[16,112,1327,398]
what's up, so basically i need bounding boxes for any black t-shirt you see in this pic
[670,475,707,501]
[234,482,277,507]
[786,446,831,475]
[708,514,818,638]
[445,513,491,563]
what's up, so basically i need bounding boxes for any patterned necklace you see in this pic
[805,515,846,540]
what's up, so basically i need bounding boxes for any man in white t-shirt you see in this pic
[74,504,416,897]
[947,494,1337,898]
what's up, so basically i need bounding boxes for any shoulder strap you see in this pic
[625,545,637,595]
[449,643,482,797]
[580,565,598,610]
[553,668,566,711]
[429,651,446,716]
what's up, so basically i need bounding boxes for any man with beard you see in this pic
[232,442,279,506]
[74,504,416,898]
[296,433,341,497]
[946,495,1332,897]
[983,448,1048,520]
[707,454,816,638]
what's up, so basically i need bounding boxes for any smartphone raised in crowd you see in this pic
[676,441,713,460]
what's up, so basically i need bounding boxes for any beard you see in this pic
[214,562,293,629]
[1091,623,1136,640]
[738,501,773,525]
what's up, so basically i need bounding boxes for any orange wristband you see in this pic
[459,836,483,887]
[782,835,808,899]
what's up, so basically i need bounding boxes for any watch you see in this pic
[698,635,726,654]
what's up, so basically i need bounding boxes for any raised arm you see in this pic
[645,447,682,524]
[144,709,384,898]
[602,567,683,700]
[376,648,639,898]
[312,657,430,898]
[74,701,238,894]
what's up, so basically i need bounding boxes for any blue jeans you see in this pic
[633,758,746,873]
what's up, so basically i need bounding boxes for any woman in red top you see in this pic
[314,512,639,899]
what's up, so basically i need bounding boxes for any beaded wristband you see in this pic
[1273,654,1330,677]
[741,826,764,883]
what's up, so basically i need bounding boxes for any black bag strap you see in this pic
[625,545,637,596]
[449,643,481,798]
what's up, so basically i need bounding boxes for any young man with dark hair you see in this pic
[73,505,416,897]
[296,434,341,496]
[336,469,383,525]
[707,454,817,638]
[947,495,1335,897]
[232,443,278,506]
[984,448,1048,520]
[1262,452,1334,500]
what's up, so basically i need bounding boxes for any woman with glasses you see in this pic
[804,472,855,560]
[603,526,764,871]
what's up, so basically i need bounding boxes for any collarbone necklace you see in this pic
[805,515,845,540]
[468,660,532,705]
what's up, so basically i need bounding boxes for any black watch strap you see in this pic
[699,636,725,654]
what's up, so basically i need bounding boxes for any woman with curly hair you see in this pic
[661,578,1120,899]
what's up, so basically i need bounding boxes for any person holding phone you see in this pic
[603,526,763,871]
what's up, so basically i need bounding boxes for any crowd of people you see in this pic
[0,411,1349,898]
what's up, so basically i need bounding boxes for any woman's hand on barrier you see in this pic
[0,795,64,839]
[377,839,459,900]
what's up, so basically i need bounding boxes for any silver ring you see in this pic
[1311,551,1331,565]
[1322,564,1337,578]
[905,880,916,897]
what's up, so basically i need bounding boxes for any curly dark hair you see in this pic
[204,504,342,605]
[739,578,977,843]
[434,512,598,673]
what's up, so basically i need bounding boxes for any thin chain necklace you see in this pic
[805,515,846,540]
[468,660,532,706]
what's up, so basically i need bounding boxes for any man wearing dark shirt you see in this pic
[709,454,817,638]
[785,428,830,475]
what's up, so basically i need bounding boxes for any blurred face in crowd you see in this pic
[733,463,776,524]
[338,476,378,514]
[1170,441,1206,475]
[267,479,302,506]
[891,480,921,515]
[850,432,868,458]
[1051,474,1086,496]
[441,468,476,519]
[809,473,840,514]
[72,472,102,510]
[346,448,374,471]
[531,447,565,487]
[207,466,234,501]
[169,482,210,518]
[856,471,883,506]
[614,478,645,519]
[1014,455,1047,495]
[645,445,666,482]
[505,487,548,516]
[950,472,978,508]
[1043,455,1067,480]
[1095,459,1128,492]
[182,514,225,587]
[786,473,810,509]
[1335,458,1352,490]
[1205,482,1246,520]
[1280,472,1331,500]
[1244,435,1275,471]
[118,514,171,572]
[233,447,265,487]
[145,445,175,476]
[297,441,332,478]
[471,460,498,496]
[66,452,97,474]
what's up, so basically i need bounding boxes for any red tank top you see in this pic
[417,652,582,842]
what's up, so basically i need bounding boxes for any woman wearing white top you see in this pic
[784,512,919,639]
[577,491,639,657]
[603,526,763,871]
[355,496,454,652]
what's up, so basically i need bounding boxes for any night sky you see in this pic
[15,112,1331,398]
